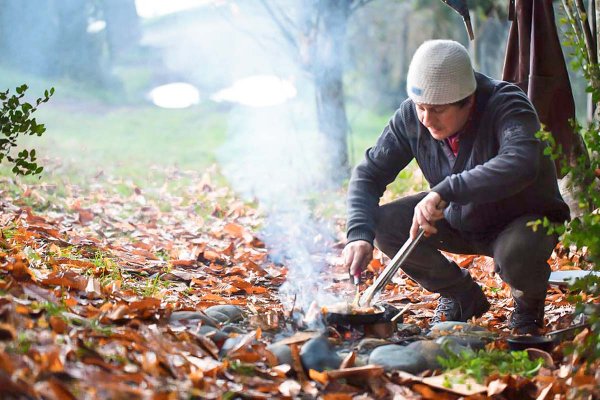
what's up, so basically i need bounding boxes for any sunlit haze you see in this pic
[134,0,214,18]
[211,75,297,107]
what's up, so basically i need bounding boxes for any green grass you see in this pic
[347,104,428,197]
[0,100,228,188]
[347,105,390,167]
[0,60,228,190]
[0,59,423,214]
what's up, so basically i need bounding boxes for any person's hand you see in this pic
[410,192,446,239]
[343,240,374,279]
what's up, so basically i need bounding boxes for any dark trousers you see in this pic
[374,193,558,301]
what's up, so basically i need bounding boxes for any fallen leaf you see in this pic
[308,369,329,385]
[278,379,301,397]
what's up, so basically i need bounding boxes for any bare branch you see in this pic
[590,0,597,54]
[214,6,280,57]
[576,0,598,64]
[258,0,299,51]
[271,1,299,33]
[350,0,377,14]
[563,0,588,63]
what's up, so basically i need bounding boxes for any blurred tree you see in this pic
[54,0,108,85]
[0,0,60,77]
[347,1,412,112]
[101,0,142,62]
[348,0,508,113]
[258,0,376,182]
[0,0,140,87]
[256,0,508,179]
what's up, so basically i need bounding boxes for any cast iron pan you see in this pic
[506,322,589,351]
[324,303,399,325]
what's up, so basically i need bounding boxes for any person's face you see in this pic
[415,95,474,140]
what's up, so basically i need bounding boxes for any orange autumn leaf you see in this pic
[10,259,35,281]
[322,394,353,400]
[171,259,196,267]
[223,223,245,238]
[53,258,96,269]
[77,209,94,224]
[49,316,68,334]
[228,276,252,289]
[246,286,268,294]
[201,293,227,302]
[41,271,87,290]
[308,369,329,385]
[412,383,441,399]
[367,257,383,274]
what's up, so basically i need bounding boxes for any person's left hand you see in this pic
[410,191,446,239]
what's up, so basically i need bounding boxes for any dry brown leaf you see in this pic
[339,351,356,369]
[290,343,308,383]
[326,365,384,380]
[41,271,87,291]
[9,258,35,281]
[322,393,353,400]
[0,323,16,340]
[35,378,77,400]
[486,378,508,396]
[49,315,68,334]
[278,379,302,397]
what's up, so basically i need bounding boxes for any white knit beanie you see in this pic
[406,40,476,105]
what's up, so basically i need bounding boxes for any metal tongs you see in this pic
[358,228,426,307]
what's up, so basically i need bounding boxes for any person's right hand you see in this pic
[343,240,374,279]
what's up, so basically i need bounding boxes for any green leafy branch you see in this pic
[0,84,54,176]
[437,348,544,384]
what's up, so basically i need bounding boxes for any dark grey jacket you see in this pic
[347,73,570,245]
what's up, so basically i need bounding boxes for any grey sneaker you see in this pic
[432,283,490,324]
[508,296,545,335]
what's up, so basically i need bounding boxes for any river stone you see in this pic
[267,343,293,366]
[396,323,422,337]
[221,325,245,334]
[198,325,229,344]
[428,321,487,335]
[300,336,341,372]
[204,310,230,324]
[169,311,218,327]
[435,336,479,356]
[219,336,244,357]
[357,338,391,353]
[205,305,244,322]
[369,340,444,373]
[435,335,486,351]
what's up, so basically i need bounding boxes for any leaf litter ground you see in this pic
[0,168,598,399]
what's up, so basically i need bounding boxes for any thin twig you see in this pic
[590,0,597,54]
[576,0,598,64]
[563,0,588,64]
[350,0,376,14]
[391,303,411,322]
[258,0,299,51]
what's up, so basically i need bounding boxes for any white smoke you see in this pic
[218,89,342,315]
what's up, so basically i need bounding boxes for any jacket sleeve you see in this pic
[346,108,415,244]
[432,89,542,205]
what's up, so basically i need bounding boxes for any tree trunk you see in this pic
[102,0,141,61]
[313,1,351,182]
